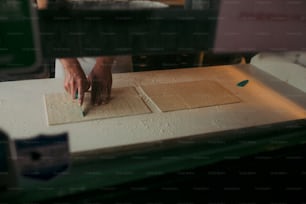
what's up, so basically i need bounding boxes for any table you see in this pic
[1,64,306,202]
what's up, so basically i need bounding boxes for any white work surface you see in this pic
[1,64,306,154]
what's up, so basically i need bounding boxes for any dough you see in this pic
[44,87,151,125]
[141,80,241,112]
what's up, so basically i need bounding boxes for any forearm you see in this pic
[60,58,79,66]
[36,0,48,9]
[95,56,115,70]
[89,57,114,105]
[60,58,83,74]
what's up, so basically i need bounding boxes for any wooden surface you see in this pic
[45,87,151,125]
[45,80,240,125]
[141,80,241,112]
[156,0,185,6]
[1,65,306,153]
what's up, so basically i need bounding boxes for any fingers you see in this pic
[78,81,84,106]
[107,76,112,102]
[70,80,77,100]
[101,86,110,104]
[88,65,112,106]
[62,59,89,103]
[102,75,112,104]
[64,76,89,105]
[64,82,69,93]
[90,79,99,105]
[90,79,111,106]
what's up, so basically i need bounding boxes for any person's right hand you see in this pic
[88,57,113,105]
[60,58,90,105]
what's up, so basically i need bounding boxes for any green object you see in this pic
[237,79,249,87]
[0,0,41,74]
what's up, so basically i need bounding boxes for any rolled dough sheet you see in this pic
[141,80,241,112]
[44,87,151,125]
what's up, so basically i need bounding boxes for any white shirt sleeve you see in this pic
[55,55,133,78]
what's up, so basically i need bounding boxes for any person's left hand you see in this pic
[88,57,113,105]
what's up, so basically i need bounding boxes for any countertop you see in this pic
[1,64,306,154]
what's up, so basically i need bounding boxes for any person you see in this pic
[36,0,132,106]
[59,57,114,106]
[37,0,173,107]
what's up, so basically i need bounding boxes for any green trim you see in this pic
[1,119,306,202]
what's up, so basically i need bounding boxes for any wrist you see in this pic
[60,58,79,65]
[60,58,82,72]
[95,57,114,70]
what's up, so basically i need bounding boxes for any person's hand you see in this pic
[36,0,48,9]
[60,58,90,105]
[88,57,113,105]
